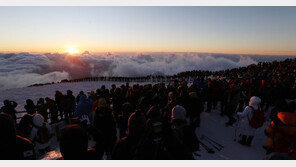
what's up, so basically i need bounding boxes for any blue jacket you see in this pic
[74,95,93,121]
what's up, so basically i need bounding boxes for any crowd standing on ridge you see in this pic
[0,58,296,160]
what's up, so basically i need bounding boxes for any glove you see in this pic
[80,115,90,125]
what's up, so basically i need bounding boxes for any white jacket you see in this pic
[237,96,261,136]
[28,122,53,150]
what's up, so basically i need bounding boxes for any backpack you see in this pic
[248,106,264,129]
[36,123,50,144]
[171,124,199,152]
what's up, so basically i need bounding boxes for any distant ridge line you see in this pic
[28,58,296,88]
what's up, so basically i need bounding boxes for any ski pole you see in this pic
[201,135,223,150]
[203,138,222,151]
[202,134,224,148]
[234,115,239,141]
[234,123,237,141]
[199,141,215,154]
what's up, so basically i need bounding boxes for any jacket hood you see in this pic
[33,114,44,127]
[249,96,261,110]
[171,105,187,122]
[97,98,107,108]
[278,112,296,126]
[79,94,87,102]
[127,112,147,137]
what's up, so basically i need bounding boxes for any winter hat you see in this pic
[3,100,10,106]
[67,90,73,95]
[114,87,122,96]
[171,105,187,121]
[168,92,175,100]
[37,98,44,104]
[60,125,88,160]
[97,97,107,108]
[89,91,95,96]
[127,112,147,136]
[79,94,87,102]
[32,114,44,127]
[249,96,261,110]
[189,92,197,99]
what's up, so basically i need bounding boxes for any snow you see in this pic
[0,81,155,111]
[195,109,268,160]
[0,81,268,160]
[41,109,268,160]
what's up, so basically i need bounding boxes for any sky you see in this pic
[0,7,296,55]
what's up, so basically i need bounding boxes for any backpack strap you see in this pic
[248,106,255,111]
[33,122,45,129]
[247,106,255,122]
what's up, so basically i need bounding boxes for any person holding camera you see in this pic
[0,100,18,122]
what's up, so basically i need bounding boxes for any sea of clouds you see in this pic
[0,52,293,90]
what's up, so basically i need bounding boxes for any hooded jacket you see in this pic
[265,111,296,159]
[28,114,52,152]
[171,105,187,122]
[0,114,36,160]
[74,95,93,121]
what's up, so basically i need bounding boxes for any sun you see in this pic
[66,46,79,55]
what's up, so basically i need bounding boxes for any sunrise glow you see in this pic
[0,7,295,55]
[66,46,79,55]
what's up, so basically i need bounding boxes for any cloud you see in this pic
[1,51,291,90]
[0,71,70,90]
[108,53,257,76]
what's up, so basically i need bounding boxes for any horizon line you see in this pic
[1,50,296,57]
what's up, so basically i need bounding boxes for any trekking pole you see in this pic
[203,138,222,151]
[201,134,224,148]
[234,122,237,141]
[199,141,215,154]
[193,152,201,157]
[234,115,239,141]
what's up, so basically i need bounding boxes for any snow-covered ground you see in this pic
[195,108,268,160]
[40,109,268,160]
[0,81,268,160]
[0,81,156,111]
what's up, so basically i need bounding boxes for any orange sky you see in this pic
[0,7,296,56]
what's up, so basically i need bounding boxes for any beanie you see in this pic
[127,112,146,136]
[97,98,107,108]
[32,114,44,127]
[171,105,187,121]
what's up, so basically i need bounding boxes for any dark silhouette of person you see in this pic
[0,113,36,160]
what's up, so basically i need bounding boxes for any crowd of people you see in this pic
[0,58,296,160]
